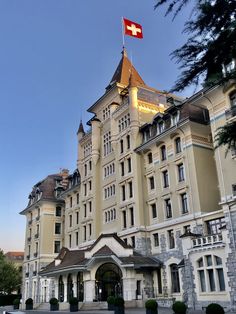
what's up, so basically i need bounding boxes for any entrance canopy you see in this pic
[40,233,162,277]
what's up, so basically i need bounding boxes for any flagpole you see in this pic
[121,17,125,48]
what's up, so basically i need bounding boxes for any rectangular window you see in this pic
[76,212,79,224]
[89,223,92,236]
[157,268,162,294]
[84,204,87,217]
[89,201,92,212]
[153,233,159,247]
[83,226,86,241]
[151,203,157,219]
[120,139,124,154]
[163,170,169,188]
[130,207,134,226]
[129,181,133,198]
[122,185,126,201]
[131,236,135,248]
[178,163,185,182]
[127,135,130,149]
[76,232,79,246]
[56,206,62,217]
[168,229,175,249]
[206,217,225,235]
[149,176,155,190]
[55,223,61,234]
[165,199,172,218]
[217,269,225,291]
[208,269,216,291]
[199,270,206,292]
[89,180,92,191]
[121,161,125,176]
[123,211,127,229]
[160,145,166,161]
[76,193,79,204]
[127,157,132,173]
[69,214,72,227]
[70,197,73,208]
[69,234,72,248]
[103,131,112,156]
[84,184,87,196]
[181,193,188,214]
[54,241,60,253]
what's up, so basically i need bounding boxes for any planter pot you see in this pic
[114,306,125,314]
[13,304,19,310]
[108,303,115,311]
[70,304,78,312]
[146,309,157,314]
[26,304,33,310]
[50,304,59,311]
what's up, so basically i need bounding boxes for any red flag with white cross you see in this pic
[123,18,143,39]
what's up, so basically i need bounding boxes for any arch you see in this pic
[58,275,64,302]
[67,274,73,301]
[77,272,84,301]
[95,263,123,301]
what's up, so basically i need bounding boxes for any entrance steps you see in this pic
[80,301,108,310]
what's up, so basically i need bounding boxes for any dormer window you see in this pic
[158,121,164,133]
[172,112,179,125]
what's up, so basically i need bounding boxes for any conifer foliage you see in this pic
[155,0,236,92]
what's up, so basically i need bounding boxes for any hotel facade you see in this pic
[20,50,236,310]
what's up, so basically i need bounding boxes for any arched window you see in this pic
[197,255,225,292]
[170,264,180,293]
[58,275,64,302]
[77,272,84,301]
[67,274,73,301]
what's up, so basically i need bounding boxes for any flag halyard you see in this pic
[123,18,143,39]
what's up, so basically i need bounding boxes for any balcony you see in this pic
[26,254,30,260]
[34,233,39,239]
[27,237,31,242]
[225,106,236,120]
[192,234,223,248]
[25,272,29,278]
[34,252,38,258]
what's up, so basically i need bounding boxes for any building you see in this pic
[20,169,69,303]
[21,50,236,310]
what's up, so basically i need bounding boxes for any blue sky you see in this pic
[0,0,195,252]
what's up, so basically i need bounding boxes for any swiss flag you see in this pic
[123,18,143,39]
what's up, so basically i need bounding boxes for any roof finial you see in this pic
[122,46,128,58]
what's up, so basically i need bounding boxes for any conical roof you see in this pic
[108,48,146,88]
[77,120,84,134]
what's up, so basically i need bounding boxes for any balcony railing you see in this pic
[225,106,236,120]
[34,233,39,239]
[34,252,38,258]
[192,234,223,248]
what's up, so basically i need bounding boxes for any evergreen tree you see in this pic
[155,0,236,92]
[215,121,236,156]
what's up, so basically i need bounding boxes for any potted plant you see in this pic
[13,299,20,310]
[172,301,187,314]
[206,303,225,314]
[107,295,116,311]
[145,299,158,314]
[49,298,59,311]
[69,297,79,312]
[114,296,125,314]
[25,298,33,310]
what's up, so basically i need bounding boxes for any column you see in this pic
[84,280,96,302]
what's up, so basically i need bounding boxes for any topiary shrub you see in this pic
[145,299,158,314]
[49,298,59,311]
[69,297,78,312]
[172,301,187,314]
[206,303,225,314]
[13,299,20,310]
[107,296,116,311]
[114,297,125,314]
[25,298,33,310]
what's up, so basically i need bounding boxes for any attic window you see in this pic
[103,106,110,121]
